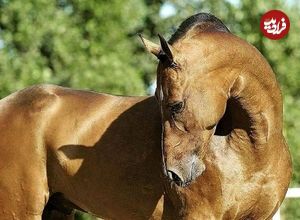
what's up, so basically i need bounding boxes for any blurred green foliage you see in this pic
[0,0,299,219]
[0,0,148,96]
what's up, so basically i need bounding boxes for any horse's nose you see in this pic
[167,169,184,185]
[166,158,205,187]
[167,169,192,187]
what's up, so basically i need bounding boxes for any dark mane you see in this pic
[168,13,230,44]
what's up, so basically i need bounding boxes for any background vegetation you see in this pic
[0,0,299,219]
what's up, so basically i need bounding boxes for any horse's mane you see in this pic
[169,13,230,44]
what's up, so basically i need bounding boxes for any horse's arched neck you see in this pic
[220,69,283,147]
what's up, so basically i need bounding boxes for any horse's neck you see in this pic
[228,69,283,146]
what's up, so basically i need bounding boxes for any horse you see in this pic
[0,85,166,220]
[140,13,292,219]
[0,13,292,220]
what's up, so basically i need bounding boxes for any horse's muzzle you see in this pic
[166,158,206,187]
[167,169,190,187]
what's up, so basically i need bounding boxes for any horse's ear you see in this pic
[139,34,175,64]
[138,34,160,57]
[158,34,174,62]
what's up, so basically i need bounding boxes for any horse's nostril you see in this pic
[167,170,183,184]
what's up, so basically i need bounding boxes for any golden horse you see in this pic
[0,13,291,220]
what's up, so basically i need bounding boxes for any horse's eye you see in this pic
[168,101,184,114]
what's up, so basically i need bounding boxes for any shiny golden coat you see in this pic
[0,86,164,220]
[0,13,292,220]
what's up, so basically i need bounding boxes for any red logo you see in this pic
[260,10,290,40]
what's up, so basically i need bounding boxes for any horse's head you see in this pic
[141,13,278,188]
[140,13,238,187]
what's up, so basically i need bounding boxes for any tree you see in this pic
[0,0,148,97]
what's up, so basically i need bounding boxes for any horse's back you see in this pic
[0,83,132,174]
[0,84,125,143]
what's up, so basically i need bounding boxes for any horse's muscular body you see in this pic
[0,82,291,220]
[0,85,164,220]
[0,13,292,220]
